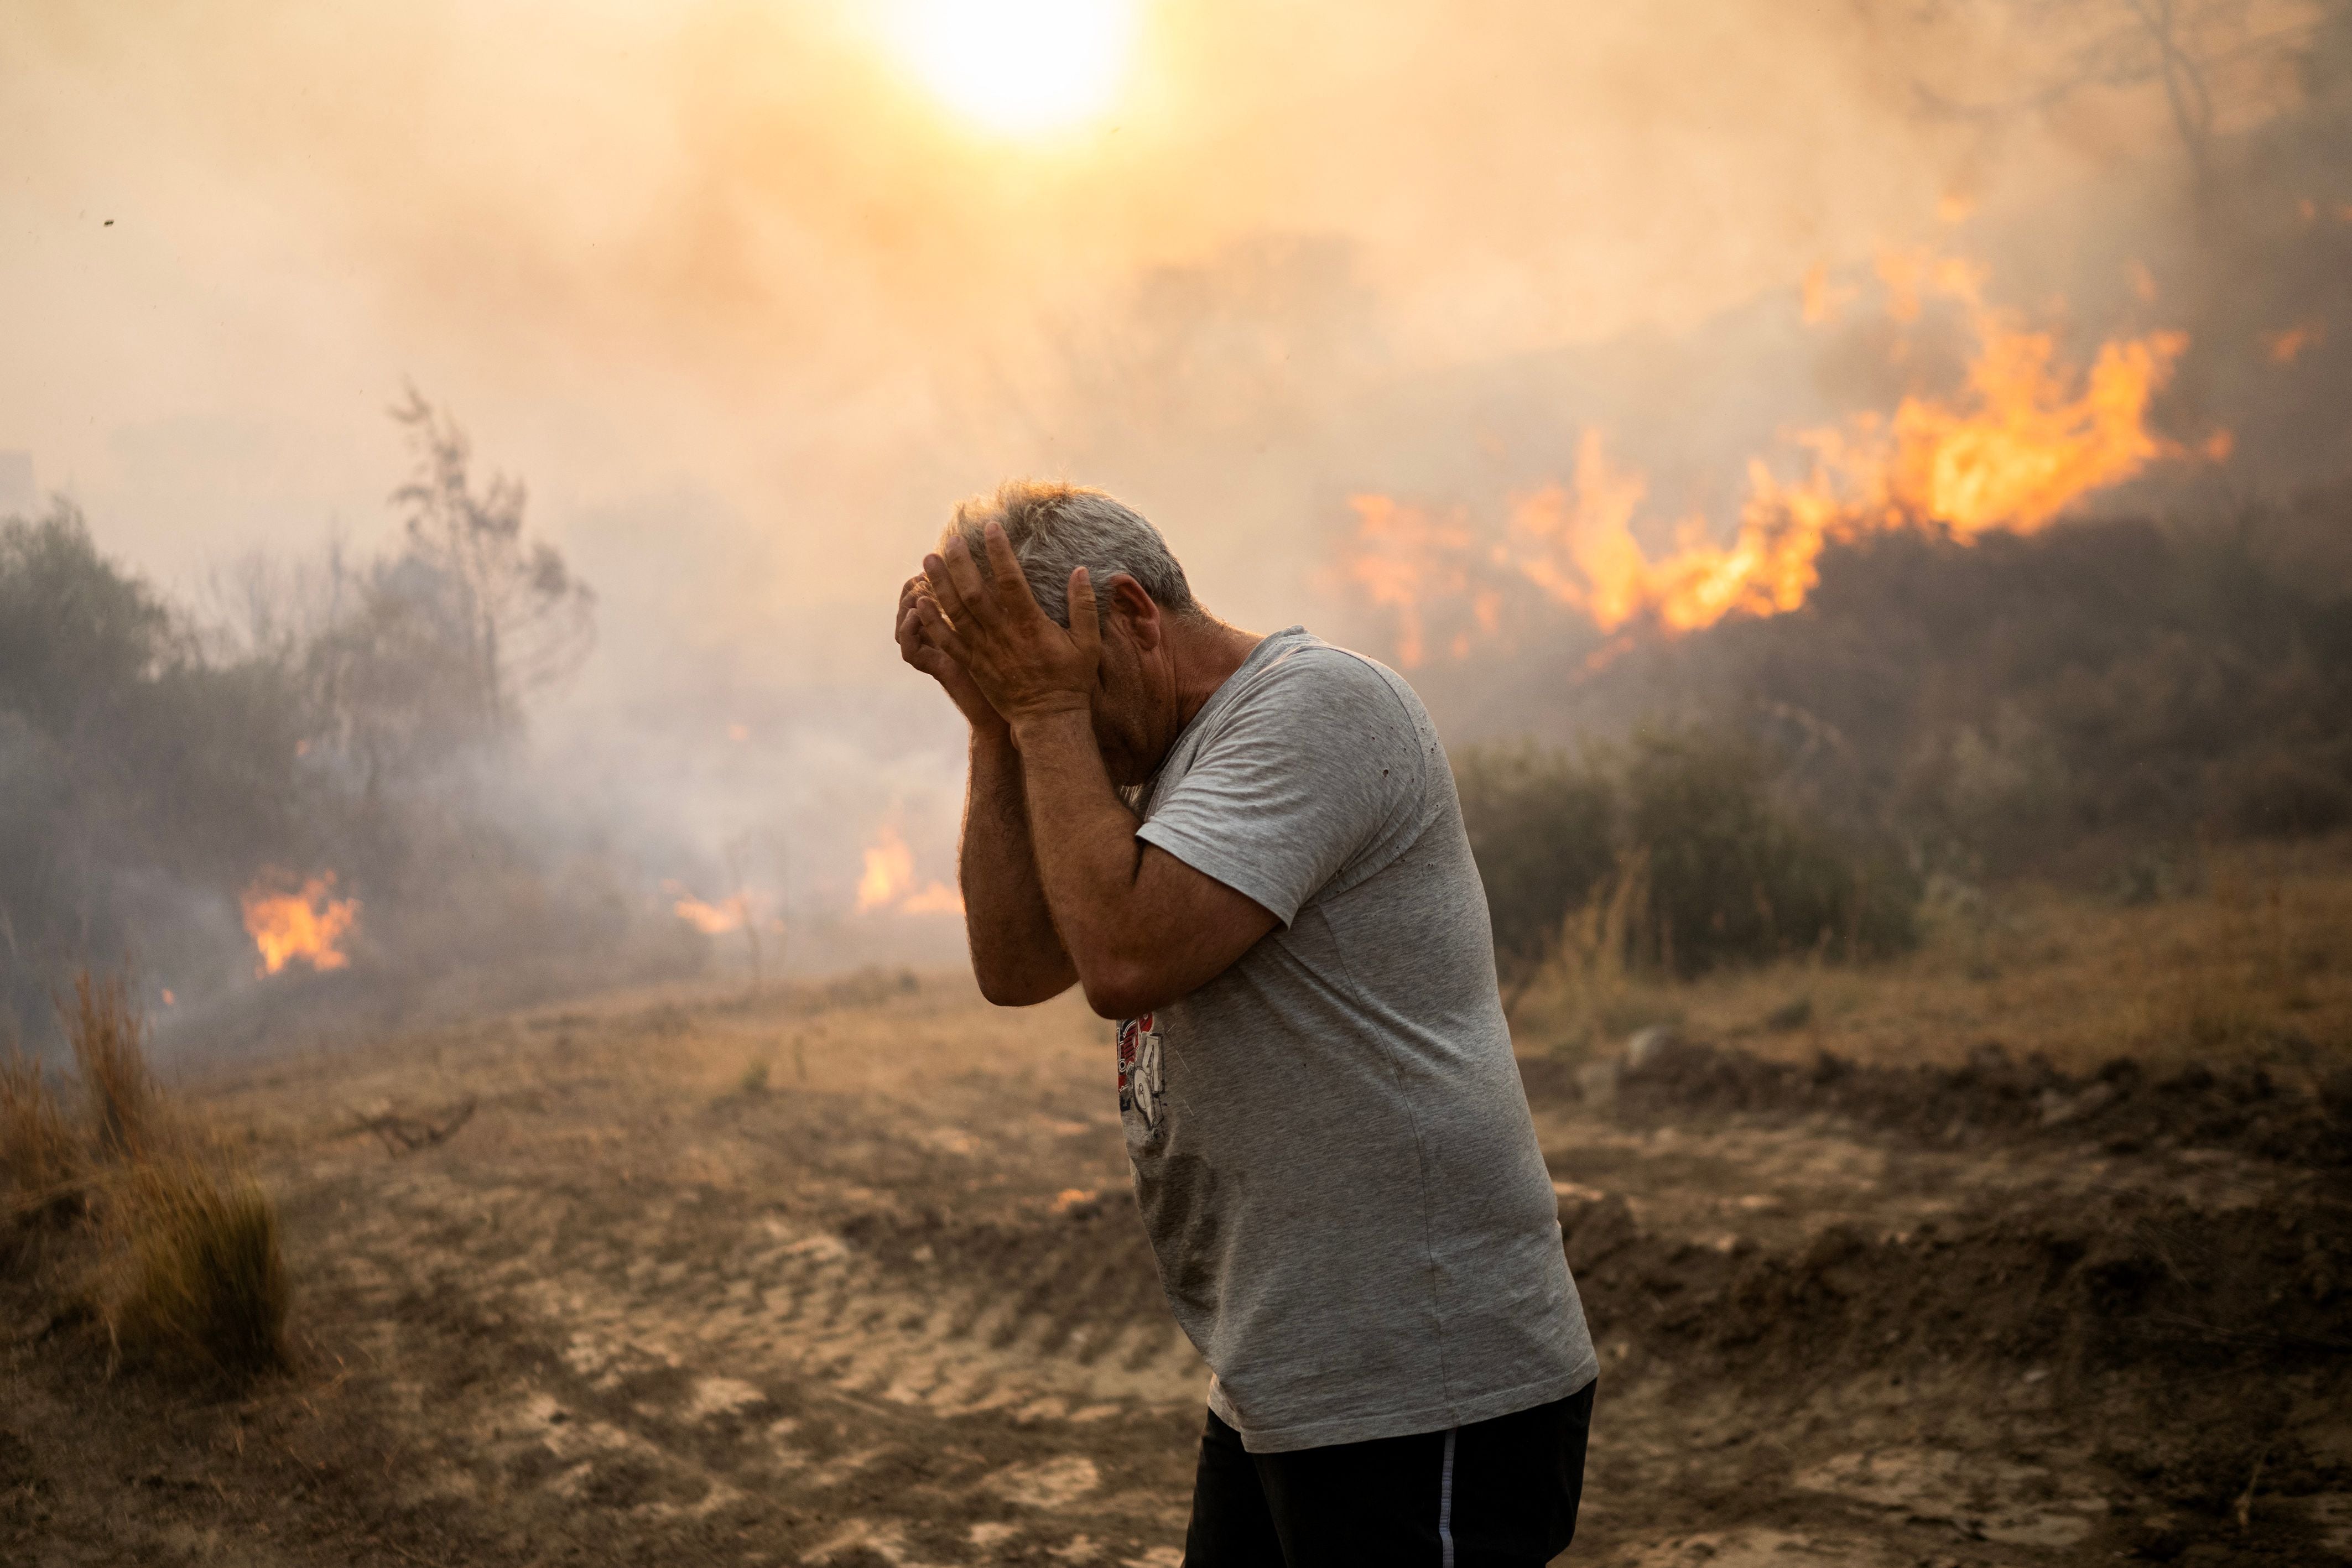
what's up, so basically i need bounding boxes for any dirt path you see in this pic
[5,976,2345,1565]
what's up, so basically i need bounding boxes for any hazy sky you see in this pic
[3,1,2175,634]
[4,0,2209,925]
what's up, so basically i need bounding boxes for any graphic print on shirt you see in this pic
[1116,1012,1165,1130]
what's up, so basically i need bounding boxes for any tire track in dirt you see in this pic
[298,1157,1206,1564]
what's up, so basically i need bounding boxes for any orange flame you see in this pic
[1347,259,2215,651]
[855,827,964,916]
[664,881,748,934]
[856,827,916,912]
[2265,322,2323,364]
[241,873,359,978]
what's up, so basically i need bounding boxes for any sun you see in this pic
[886,0,1141,137]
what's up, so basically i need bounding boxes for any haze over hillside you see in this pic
[3,0,2348,1045]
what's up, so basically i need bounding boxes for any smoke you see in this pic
[1,0,2345,1044]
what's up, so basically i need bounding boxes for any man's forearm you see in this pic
[959,727,1078,1005]
[1008,709,1156,1008]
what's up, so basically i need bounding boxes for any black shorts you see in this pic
[1182,1380,1596,1567]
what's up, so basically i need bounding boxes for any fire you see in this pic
[2265,322,2324,364]
[855,826,964,916]
[241,872,360,977]
[1347,257,2215,650]
[1342,497,1502,668]
[664,881,747,934]
[898,882,966,916]
[856,828,916,912]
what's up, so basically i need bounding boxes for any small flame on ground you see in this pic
[664,881,749,934]
[1345,256,2219,653]
[242,873,360,977]
[856,827,964,916]
[2266,322,2324,364]
[898,881,965,915]
[160,988,175,1007]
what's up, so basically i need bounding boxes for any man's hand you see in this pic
[897,572,1001,733]
[917,523,1100,730]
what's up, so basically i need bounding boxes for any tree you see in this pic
[1916,0,2325,211]
[386,388,595,736]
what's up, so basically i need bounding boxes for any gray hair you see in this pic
[940,481,1196,628]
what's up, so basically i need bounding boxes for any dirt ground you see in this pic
[4,967,2348,1567]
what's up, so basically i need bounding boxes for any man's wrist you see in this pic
[970,718,1018,767]
[1006,702,1093,750]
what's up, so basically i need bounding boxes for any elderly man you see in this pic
[895,482,1597,1567]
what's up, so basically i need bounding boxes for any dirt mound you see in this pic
[1563,1185,2351,1379]
[1559,1179,2352,1532]
[1561,1034,2352,1167]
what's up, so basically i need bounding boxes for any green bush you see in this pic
[1455,727,1918,982]
[1623,729,1917,976]
[1452,743,1617,991]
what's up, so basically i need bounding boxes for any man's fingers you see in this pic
[1066,566,1101,664]
[939,536,999,628]
[915,595,974,663]
[981,522,1043,621]
[897,603,934,664]
[921,554,973,626]
[907,643,960,684]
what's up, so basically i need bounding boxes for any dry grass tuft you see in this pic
[4,970,292,1384]
[102,1160,289,1381]
[65,971,157,1159]
[2,1050,80,1204]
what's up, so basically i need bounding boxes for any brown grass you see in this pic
[1513,834,2352,1074]
[5,970,292,1383]
[65,970,158,1159]
[2,1050,80,1205]
[101,1159,288,1381]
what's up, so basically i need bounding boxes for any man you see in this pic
[894,482,1598,1567]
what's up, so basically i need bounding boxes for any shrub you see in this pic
[1453,743,1618,991]
[2227,752,2352,839]
[104,1160,288,1381]
[1,1050,77,1201]
[1623,729,1917,976]
[1455,728,1919,983]
[64,971,156,1159]
[7,972,292,1383]
[2,1050,82,1270]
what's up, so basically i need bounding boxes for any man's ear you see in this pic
[1106,574,1161,651]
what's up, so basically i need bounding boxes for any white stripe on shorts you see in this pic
[1438,1426,1459,1568]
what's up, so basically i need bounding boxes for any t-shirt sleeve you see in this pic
[1135,650,1422,926]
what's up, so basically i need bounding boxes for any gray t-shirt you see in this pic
[1116,626,1597,1453]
